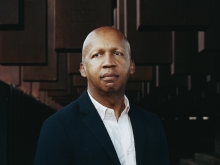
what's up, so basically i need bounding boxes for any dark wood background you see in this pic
[1,0,220,164]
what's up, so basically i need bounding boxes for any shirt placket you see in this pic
[119,113,136,165]
[105,109,125,165]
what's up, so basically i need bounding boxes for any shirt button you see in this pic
[127,151,129,155]
[108,111,112,115]
[115,126,118,129]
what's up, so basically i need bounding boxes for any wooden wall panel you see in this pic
[189,75,209,93]
[51,95,73,103]
[77,87,87,95]
[0,0,22,29]
[171,32,198,74]
[0,0,219,114]
[126,82,142,91]
[48,89,71,97]
[52,96,73,103]
[22,52,57,81]
[23,0,57,81]
[31,82,40,98]
[73,75,87,87]
[52,99,73,106]
[156,65,188,88]
[55,0,112,51]
[0,0,46,64]
[19,81,31,94]
[18,67,31,94]
[40,91,53,105]
[129,66,152,81]
[137,0,211,31]
[127,0,172,64]
[40,53,67,91]
[0,66,20,85]
[68,53,81,74]
[198,0,220,53]
[39,91,47,103]
[172,32,214,75]
[0,0,18,24]
[125,91,140,103]
[48,75,72,97]
[126,82,143,101]
[211,55,220,81]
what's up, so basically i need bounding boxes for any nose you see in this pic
[102,54,116,68]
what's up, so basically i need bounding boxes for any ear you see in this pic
[79,62,87,77]
[129,59,135,75]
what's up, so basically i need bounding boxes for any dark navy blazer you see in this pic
[34,91,169,165]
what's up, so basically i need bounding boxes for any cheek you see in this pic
[86,64,100,77]
[120,62,131,72]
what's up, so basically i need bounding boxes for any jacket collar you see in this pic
[129,104,146,165]
[78,91,121,165]
[87,90,130,120]
[78,91,145,165]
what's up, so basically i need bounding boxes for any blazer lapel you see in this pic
[78,91,121,165]
[129,104,146,165]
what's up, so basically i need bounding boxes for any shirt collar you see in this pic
[87,91,130,120]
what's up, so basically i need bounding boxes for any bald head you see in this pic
[82,26,131,62]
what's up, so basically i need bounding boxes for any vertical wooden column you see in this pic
[40,53,67,91]
[116,0,125,33]
[127,0,172,65]
[23,0,57,81]
[32,82,40,98]
[19,67,31,94]
[198,0,220,53]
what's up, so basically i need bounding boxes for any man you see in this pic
[34,26,169,165]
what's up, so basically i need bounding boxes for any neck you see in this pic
[88,88,125,120]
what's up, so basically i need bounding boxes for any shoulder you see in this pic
[42,91,92,131]
[43,99,81,127]
[130,103,163,131]
[130,103,159,121]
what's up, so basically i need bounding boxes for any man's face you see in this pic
[80,29,135,94]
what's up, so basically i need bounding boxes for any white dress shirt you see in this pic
[88,92,136,165]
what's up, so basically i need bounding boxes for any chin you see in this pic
[105,86,123,93]
[105,86,116,92]
[104,82,117,89]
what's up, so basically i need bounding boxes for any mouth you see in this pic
[100,72,119,81]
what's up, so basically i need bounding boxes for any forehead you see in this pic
[82,28,130,59]
[87,31,126,49]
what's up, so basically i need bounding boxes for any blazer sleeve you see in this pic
[34,118,72,165]
[156,116,170,165]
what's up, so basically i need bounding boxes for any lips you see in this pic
[101,72,119,81]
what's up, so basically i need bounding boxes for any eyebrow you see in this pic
[91,47,126,53]
[87,49,104,56]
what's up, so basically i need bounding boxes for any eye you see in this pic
[114,51,123,56]
[92,53,101,58]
